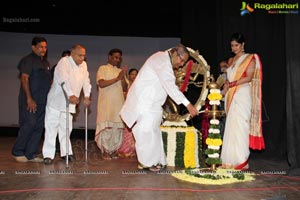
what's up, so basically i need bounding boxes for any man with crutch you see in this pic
[42,44,92,165]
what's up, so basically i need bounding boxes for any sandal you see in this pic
[149,166,161,172]
[138,163,148,170]
[138,163,161,172]
[155,164,166,169]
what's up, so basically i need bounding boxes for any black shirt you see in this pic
[18,52,52,105]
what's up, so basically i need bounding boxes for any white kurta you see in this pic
[46,56,92,113]
[95,64,125,153]
[221,54,251,168]
[120,51,190,167]
[43,56,92,159]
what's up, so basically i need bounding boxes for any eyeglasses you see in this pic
[176,52,187,64]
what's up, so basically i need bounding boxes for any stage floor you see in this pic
[0,137,299,200]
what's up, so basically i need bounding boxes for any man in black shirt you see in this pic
[12,36,52,162]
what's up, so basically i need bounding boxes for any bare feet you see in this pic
[102,152,112,160]
[111,152,119,159]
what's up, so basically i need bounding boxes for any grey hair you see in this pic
[170,44,190,58]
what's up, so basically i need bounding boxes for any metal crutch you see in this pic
[61,82,70,168]
[85,107,88,162]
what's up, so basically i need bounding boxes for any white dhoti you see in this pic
[95,122,124,154]
[132,109,167,167]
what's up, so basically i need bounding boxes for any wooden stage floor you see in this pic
[0,136,299,200]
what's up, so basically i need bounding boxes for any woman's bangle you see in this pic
[229,81,237,88]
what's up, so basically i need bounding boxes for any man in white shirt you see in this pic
[42,44,92,164]
[120,44,199,171]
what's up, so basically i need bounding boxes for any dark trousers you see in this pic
[12,103,46,160]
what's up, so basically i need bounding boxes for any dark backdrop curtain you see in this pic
[216,1,287,160]
[285,14,300,176]
[181,0,296,164]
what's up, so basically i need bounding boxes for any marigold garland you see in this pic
[205,88,223,166]
[206,138,222,146]
[161,125,202,168]
[171,168,255,185]
[184,131,197,168]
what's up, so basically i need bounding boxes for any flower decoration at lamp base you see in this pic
[204,85,224,169]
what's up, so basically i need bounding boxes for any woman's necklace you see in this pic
[232,52,245,68]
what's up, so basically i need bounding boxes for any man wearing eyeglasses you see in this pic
[120,44,199,172]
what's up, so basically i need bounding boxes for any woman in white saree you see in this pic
[221,33,265,170]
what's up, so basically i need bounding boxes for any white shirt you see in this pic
[120,50,190,127]
[46,56,92,113]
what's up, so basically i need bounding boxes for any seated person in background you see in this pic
[216,59,229,89]
[217,59,229,138]
[118,68,139,158]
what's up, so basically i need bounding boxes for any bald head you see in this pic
[71,44,86,65]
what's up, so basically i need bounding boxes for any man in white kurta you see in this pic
[120,44,199,170]
[42,45,91,164]
[95,48,127,160]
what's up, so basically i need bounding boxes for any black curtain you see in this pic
[181,0,299,169]
[285,13,300,176]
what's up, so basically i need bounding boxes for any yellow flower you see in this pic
[206,138,222,146]
[172,168,255,185]
[208,93,222,101]
[184,131,196,168]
